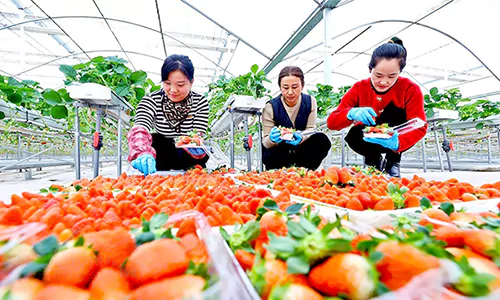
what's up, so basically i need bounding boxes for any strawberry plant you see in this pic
[307,83,350,118]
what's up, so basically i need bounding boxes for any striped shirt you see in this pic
[134,89,209,137]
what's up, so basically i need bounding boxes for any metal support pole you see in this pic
[497,126,500,152]
[75,106,81,180]
[244,116,251,171]
[93,109,103,178]
[257,113,263,172]
[421,138,427,172]
[17,132,21,161]
[486,127,492,164]
[341,129,346,167]
[117,110,122,176]
[230,109,235,168]
[441,126,453,172]
[433,125,444,172]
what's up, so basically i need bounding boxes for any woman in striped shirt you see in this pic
[127,54,209,175]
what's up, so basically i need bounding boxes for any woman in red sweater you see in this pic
[327,37,427,177]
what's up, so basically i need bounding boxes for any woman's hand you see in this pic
[269,127,282,144]
[363,132,399,151]
[347,107,377,125]
[131,154,157,175]
[285,131,303,146]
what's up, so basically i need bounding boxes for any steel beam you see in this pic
[263,0,341,74]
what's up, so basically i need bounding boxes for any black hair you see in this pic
[278,66,305,87]
[368,37,407,72]
[161,54,195,82]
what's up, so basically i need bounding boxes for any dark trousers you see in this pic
[263,132,331,170]
[345,103,407,166]
[151,133,209,171]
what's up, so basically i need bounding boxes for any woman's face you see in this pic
[280,75,303,107]
[370,58,401,93]
[163,70,193,102]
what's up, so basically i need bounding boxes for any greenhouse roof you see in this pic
[0,0,499,101]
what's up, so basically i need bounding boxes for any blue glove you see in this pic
[131,154,156,175]
[285,131,303,146]
[183,147,207,159]
[347,107,377,125]
[363,132,399,151]
[269,127,282,144]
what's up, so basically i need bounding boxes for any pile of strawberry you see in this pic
[175,130,203,147]
[0,212,216,299]
[224,199,500,299]
[0,168,293,240]
[238,166,500,211]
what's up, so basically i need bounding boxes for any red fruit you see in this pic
[346,198,364,211]
[35,285,91,300]
[308,253,376,299]
[375,240,440,290]
[463,229,500,258]
[234,249,255,271]
[373,197,394,210]
[0,206,23,225]
[84,228,136,269]
[269,284,324,300]
[44,247,97,288]
[337,168,353,184]
[130,274,205,300]
[434,225,464,247]
[90,267,130,300]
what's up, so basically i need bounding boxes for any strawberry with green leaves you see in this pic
[463,229,500,265]
[265,216,353,274]
[248,254,308,300]
[254,200,304,256]
[450,256,500,297]
[308,252,380,300]
[220,221,261,253]
[386,182,409,210]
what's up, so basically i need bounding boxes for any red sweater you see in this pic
[327,77,427,152]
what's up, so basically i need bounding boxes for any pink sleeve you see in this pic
[127,126,156,162]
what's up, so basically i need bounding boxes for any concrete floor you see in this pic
[1,164,499,204]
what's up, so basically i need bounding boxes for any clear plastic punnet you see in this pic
[364,117,427,139]
[393,117,427,135]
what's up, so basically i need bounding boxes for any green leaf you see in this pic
[33,235,59,256]
[356,240,379,253]
[130,71,147,84]
[43,89,62,105]
[185,261,211,282]
[75,185,83,192]
[0,85,15,95]
[267,233,298,253]
[420,197,432,210]
[299,216,318,234]
[429,87,438,96]
[74,236,85,247]
[149,213,169,231]
[113,65,126,74]
[268,284,290,300]
[7,92,22,104]
[134,87,145,100]
[1,289,12,300]
[368,251,384,263]
[59,65,77,78]
[50,105,68,119]
[263,199,280,212]
[7,77,22,87]
[439,202,455,216]
[115,83,130,97]
[325,238,353,252]
[286,255,310,274]
[160,228,174,239]
[250,64,259,74]
[48,186,59,193]
[39,188,48,193]
[20,262,48,277]
[135,232,155,246]
[219,227,230,242]
[284,203,304,215]
[287,221,307,239]
[320,221,337,236]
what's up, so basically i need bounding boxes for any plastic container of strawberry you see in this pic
[0,223,49,286]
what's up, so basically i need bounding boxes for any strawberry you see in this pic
[375,240,440,290]
[130,274,205,300]
[450,212,484,225]
[90,267,130,300]
[248,255,308,300]
[234,249,255,271]
[268,283,324,300]
[0,278,43,299]
[434,225,465,247]
[265,216,352,274]
[220,220,260,253]
[44,246,97,288]
[84,228,136,269]
[463,229,500,261]
[445,247,485,260]
[308,253,377,299]
[337,167,354,184]
[35,285,91,300]
[180,136,191,144]
[451,256,500,297]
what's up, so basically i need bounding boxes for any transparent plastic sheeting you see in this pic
[0,0,499,101]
